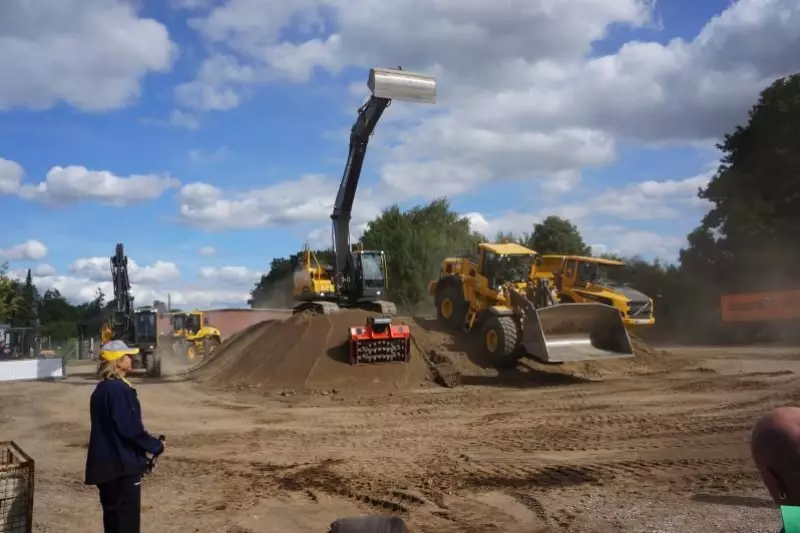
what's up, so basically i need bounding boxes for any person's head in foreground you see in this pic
[96,340,139,381]
[752,406,800,507]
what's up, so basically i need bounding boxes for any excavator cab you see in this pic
[133,309,157,349]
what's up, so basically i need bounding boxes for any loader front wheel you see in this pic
[482,315,520,368]
[145,352,162,378]
[436,285,467,329]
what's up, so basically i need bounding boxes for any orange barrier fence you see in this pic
[721,290,800,322]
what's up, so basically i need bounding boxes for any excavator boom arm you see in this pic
[329,67,437,276]
[109,243,134,340]
[330,96,390,275]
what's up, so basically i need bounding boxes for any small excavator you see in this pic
[291,66,436,365]
[101,243,161,377]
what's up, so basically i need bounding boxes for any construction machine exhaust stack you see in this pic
[349,316,411,365]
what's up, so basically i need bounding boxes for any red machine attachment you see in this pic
[349,316,411,365]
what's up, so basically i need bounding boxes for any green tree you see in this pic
[526,216,591,255]
[361,198,480,308]
[11,269,38,327]
[674,73,800,340]
[0,262,21,322]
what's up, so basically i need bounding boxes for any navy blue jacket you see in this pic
[84,378,163,486]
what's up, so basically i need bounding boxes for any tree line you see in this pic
[250,73,800,344]
[0,267,175,344]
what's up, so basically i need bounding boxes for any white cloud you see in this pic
[198,246,216,255]
[199,266,262,285]
[169,0,213,10]
[548,169,714,221]
[0,157,179,206]
[69,257,181,285]
[0,240,48,261]
[176,174,381,229]
[462,166,715,260]
[607,229,684,258]
[467,168,714,237]
[169,109,201,131]
[188,147,229,164]
[0,158,24,194]
[32,264,57,277]
[10,254,250,308]
[0,0,177,112]
[177,0,800,198]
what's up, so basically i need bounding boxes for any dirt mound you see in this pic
[192,310,429,391]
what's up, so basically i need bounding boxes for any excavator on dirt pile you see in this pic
[291,66,436,365]
[429,242,633,367]
[535,255,655,328]
[100,243,161,377]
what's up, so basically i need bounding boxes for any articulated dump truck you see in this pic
[535,255,655,328]
[429,243,633,367]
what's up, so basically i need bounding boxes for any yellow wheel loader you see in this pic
[536,255,655,327]
[292,244,337,305]
[429,243,633,367]
[171,311,222,361]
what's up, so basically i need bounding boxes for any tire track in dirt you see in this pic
[449,454,761,522]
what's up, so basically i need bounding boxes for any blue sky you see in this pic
[0,0,797,307]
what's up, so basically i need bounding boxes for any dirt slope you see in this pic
[407,317,682,384]
[192,310,429,391]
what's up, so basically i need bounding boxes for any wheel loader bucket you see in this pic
[518,301,633,363]
[368,67,436,104]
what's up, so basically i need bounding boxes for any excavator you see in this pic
[100,243,161,377]
[291,66,436,364]
[429,242,633,368]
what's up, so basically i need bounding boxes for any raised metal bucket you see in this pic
[368,67,437,104]
[521,303,634,363]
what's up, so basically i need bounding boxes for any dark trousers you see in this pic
[97,475,141,533]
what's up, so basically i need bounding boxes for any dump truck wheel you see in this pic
[482,315,519,368]
[436,285,466,329]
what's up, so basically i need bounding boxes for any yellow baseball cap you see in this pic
[100,340,139,362]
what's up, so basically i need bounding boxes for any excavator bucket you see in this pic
[368,68,436,104]
[349,316,411,365]
[510,291,633,363]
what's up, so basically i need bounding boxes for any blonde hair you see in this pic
[96,359,122,381]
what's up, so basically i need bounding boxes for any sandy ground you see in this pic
[2,344,799,532]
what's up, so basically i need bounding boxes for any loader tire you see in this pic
[482,315,520,368]
[145,351,162,378]
[203,336,221,359]
[436,285,467,330]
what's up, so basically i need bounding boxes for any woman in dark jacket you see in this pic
[84,340,165,533]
